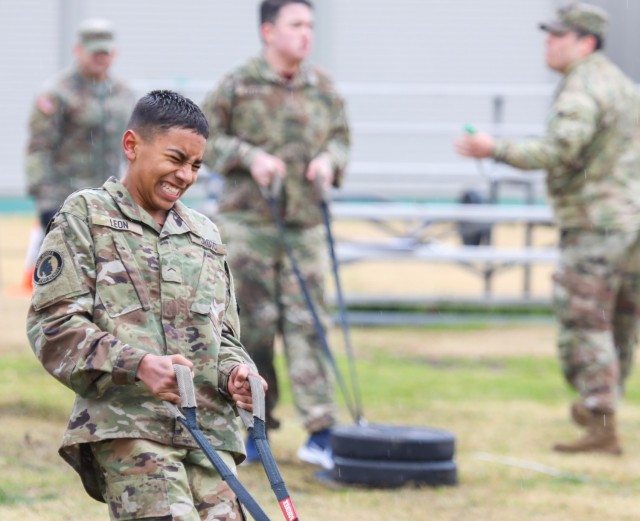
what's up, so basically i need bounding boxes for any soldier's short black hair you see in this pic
[260,0,313,25]
[575,29,604,51]
[127,90,209,140]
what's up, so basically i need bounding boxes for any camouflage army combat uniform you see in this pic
[201,56,350,432]
[27,177,254,519]
[25,67,135,226]
[493,51,640,415]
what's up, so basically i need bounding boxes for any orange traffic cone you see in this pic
[5,264,35,297]
[5,222,42,297]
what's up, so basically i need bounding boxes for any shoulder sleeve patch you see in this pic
[34,251,64,285]
[31,227,87,311]
[36,95,57,116]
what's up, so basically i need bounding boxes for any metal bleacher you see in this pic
[178,81,560,312]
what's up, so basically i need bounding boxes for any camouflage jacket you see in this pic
[493,52,640,232]
[201,56,350,227]
[26,178,254,492]
[25,67,135,213]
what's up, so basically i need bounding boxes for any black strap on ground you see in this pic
[318,185,365,425]
[261,179,360,424]
[164,365,271,521]
[238,376,299,521]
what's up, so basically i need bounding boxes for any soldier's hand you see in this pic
[136,353,194,404]
[228,364,267,412]
[306,154,333,189]
[250,152,286,188]
[454,132,496,159]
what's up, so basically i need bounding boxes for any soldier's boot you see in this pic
[570,400,591,427]
[553,409,622,455]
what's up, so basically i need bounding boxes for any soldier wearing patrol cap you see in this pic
[456,2,640,455]
[539,2,609,39]
[25,17,135,231]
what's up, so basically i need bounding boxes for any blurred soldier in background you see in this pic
[455,3,640,455]
[25,18,135,230]
[202,0,350,469]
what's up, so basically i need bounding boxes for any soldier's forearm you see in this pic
[205,135,263,174]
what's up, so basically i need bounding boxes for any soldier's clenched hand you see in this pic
[454,132,495,159]
[306,154,333,189]
[228,364,267,412]
[250,152,286,187]
[136,353,194,403]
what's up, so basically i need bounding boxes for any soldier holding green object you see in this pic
[455,3,640,455]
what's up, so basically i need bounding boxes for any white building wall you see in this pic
[4,0,635,201]
[0,0,60,197]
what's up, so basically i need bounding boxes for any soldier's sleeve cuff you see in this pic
[239,145,263,171]
[218,361,241,400]
[112,344,148,385]
[492,140,508,162]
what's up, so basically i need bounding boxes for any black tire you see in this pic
[331,423,455,462]
[458,189,492,246]
[332,456,458,488]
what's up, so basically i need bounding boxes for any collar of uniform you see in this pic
[161,200,202,237]
[102,177,205,237]
[71,66,113,89]
[252,55,318,88]
[564,51,603,77]
[102,177,158,231]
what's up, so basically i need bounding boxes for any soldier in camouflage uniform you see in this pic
[25,18,135,230]
[201,0,350,469]
[456,3,640,455]
[27,90,263,520]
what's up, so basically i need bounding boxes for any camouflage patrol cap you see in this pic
[77,18,115,53]
[539,3,608,38]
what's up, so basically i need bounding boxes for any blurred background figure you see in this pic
[455,3,640,455]
[17,18,134,295]
[25,17,135,231]
[201,0,350,469]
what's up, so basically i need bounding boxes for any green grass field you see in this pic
[2,323,640,521]
[2,215,640,520]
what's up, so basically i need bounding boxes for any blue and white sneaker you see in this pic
[297,429,334,470]
[241,434,261,466]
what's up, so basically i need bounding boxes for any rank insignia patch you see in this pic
[34,251,64,285]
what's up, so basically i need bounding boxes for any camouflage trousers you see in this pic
[218,218,337,433]
[553,228,640,412]
[91,438,245,521]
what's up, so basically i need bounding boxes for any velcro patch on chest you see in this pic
[93,215,143,235]
[190,234,227,255]
[235,84,273,97]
